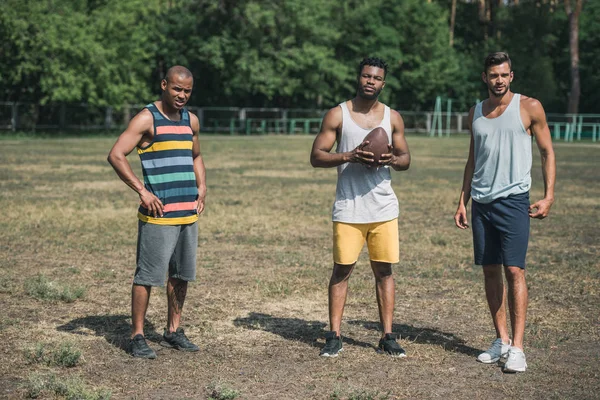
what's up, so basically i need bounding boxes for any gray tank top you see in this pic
[471,93,532,204]
[332,102,399,223]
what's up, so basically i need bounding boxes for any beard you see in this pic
[357,85,382,100]
[489,84,509,98]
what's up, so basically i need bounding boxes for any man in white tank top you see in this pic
[454,52,556,372]
[310,58,411,358]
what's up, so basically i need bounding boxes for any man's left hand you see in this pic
[378,144,395,166]
[529,198,553,219]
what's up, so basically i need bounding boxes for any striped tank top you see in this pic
[136,103,199,225]
[471,93,532,204]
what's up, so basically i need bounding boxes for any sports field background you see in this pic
[0,135,598,399]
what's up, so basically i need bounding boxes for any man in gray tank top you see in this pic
[310,58,411,358]
[454,52,556,372]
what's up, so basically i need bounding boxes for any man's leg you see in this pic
[167,277,188,333]
[161,222,199,351]
[370,261,394,337]
[482,264,511,343]
[504,266,528,349]
[131,284,151,338]
[328,263,355,335]
[129,283,156,358]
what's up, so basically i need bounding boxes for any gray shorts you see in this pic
[134,221,198,287]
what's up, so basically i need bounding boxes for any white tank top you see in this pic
[332,102,399,223]
[471,93,532,203]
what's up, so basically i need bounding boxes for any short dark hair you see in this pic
[484,52,511,73]
[164,65,193,83]
[358,57,388,78]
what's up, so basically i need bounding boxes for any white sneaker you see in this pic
[477,338,511,364]
[502,346,527,372]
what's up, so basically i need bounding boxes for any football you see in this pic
[362,127,390,165]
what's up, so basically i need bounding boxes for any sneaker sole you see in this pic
[477,357,500,364]
[320,348,343,358]
[502,363,527,373]
[377,349,406,358]
[159,340,199,352]
[131,352,157,359]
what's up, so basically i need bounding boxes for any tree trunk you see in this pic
[565,0,583,114]
[450,0,457,46]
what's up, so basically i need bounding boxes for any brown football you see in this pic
[362,127,390,165]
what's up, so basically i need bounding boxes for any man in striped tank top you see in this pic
[108,66,206,359]
[311,58,411,358]
[454,52,556,372]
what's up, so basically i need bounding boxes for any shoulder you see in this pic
[468,105,476,117]
[390,108,403,121]
[323,105,343,123]
[188,110,200,133]
[519,94,546,120]
[390,108,404,130]
[129,108,154,129]
[520,94,544,112]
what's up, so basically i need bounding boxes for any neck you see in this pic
[487,90,514,107]
[156,100,181,120]
[352,96,379,113]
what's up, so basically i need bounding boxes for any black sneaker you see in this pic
[320,331,343,357]
[160,328,199,352]
[378,333,406,358]
[129,334,157,359]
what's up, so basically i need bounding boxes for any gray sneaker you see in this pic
[129,334,157,359]
[502,346,527,372]
[160,328,200,352]
[320,331,343,357]
[477,338,511,364]
[377,333,406,358]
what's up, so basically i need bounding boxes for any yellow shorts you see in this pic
[333,219,399,265]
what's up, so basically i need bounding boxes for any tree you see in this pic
[0,0,162,108]
[564,0,584,114]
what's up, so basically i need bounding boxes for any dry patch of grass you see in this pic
[0,136,598,399]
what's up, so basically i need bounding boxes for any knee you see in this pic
[504,266,525,283]
[482,264,503,280]
[371,262,393,281]
[331,264,354,283]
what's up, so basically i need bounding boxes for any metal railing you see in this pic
[1,102,598,140]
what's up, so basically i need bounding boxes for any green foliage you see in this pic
[23,373,111,399]
[53,342,83,367]
[207,383,240,400]
[330,388,392,400]
[24,274,86,303]
[0,0,160,107]
[24,342,82,368]
[579,0,600,113]
[0,0,596,112]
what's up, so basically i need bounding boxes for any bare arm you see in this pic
[525,98,555,219]
[379,110,410,171]
[190,112,207,215]
[310,106,374,168]
[454,106,476,229]
[107,110,165,218]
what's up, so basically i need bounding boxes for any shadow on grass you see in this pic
[233,312,374,350]
[348,320,480,356]
[233,313,480,355]
[56,315,160,351]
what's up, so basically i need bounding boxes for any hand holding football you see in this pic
[362,127,390,165]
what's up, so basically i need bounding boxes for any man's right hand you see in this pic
[139,189,164,218]
[454,205,469,229]
[348,141,374,165]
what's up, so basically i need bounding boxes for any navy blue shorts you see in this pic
[471,192,530,269]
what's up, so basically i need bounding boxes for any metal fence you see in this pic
[1,101,599,141]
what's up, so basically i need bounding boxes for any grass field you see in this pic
[0,135,598,399]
